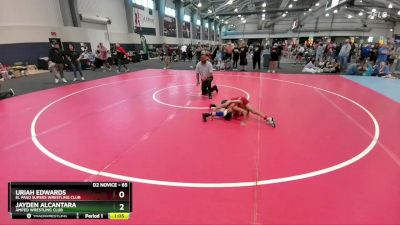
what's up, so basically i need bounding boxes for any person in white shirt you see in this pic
[180,44,187,61]
[315,43,325,63]
[338,39,352,70]
[302,59,318,73]
[196,55,218,99]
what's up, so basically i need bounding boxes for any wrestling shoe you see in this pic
[215,85,219,93]
[9,88,15,96]
[202,113,211,122]
[266,116,276,128]
[209,104,217,109]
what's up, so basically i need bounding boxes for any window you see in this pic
[165,6,176,17]
[205,23,209,28]
[133,0,154,9]
[183,15,190,22]
[148,0,154,9]
[196,19,201,25]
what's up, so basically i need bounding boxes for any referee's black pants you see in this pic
[201,76,217,97]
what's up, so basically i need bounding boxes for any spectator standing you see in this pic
[181,44,187,61]
[232,44,240,70]
[315,43,325,63]
[338,39,352,70]
[66,44,85,81]
[239,42,248,71]
[377,44,389,63]
[252,43,262,70]
[268,44,279,73]
[48,43,67,83]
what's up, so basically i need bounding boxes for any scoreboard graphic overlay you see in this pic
[8,182,132,220]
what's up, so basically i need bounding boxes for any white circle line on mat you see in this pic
[30,74,380,188]
[152,84,250,109]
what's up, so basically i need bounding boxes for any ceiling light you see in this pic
[242,20,246,23]
[315,2,320,6]
[282,13,286,17]
[262,13,265,17]
[225,21,228,24]
[371,8,376,13]
[234,8,238,12]
[294,0,298,1]
[388,3,393,8]
[358,12,363,16]
[262,9,266,12]
[325,13,329,17]
[333,9,338,13]
[238,14,241,17]
[227,0,234,5]
[398,10,400,15]
[309,8,312,11]
[197,2,202,7]
[359,0,362,2]
[241,17,244,20]
[348,15,352,19]
[216,16,219,19]
[370,15,374,19]
[288,4,293,8]
[304,12,306,15]
[390,28,393,31]
[208,9,212,13]
[262,17,265,20]
[285,11,288,13]
[262,2,266,7]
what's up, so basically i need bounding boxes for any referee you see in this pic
[195,55,218,99]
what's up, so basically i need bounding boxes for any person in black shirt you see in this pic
[187,44,193,61]
[239,42,248,71]
[252,43,262,70]
[48,43,67,83]
[233,44,240,70]
[66,44,85,81]
[268,44,279,73]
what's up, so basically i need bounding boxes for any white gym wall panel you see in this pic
[0,0,63,27]
[77,0,128,33]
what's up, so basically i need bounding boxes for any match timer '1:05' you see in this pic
[8,182,132,220]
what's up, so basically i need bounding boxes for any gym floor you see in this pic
[1,61,400,224]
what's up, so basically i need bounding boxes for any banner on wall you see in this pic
[182,22,191,39]
[196,26,201,40]
[163,16,177,37]
[134,7,157,36]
